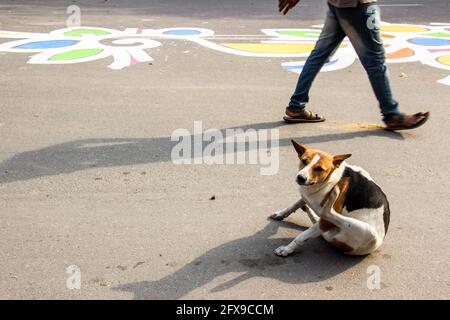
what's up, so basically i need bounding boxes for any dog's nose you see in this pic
[296,174,307,185]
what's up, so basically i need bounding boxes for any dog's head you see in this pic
[291,140,351,187]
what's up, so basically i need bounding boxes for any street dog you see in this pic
[270,140,390,257]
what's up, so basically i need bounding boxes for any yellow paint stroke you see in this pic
[381,25,429,33]
[0,31,22,38]
[221,43,347,54]
[341,123,385,132]
[221,43,316,54]
[0,31,42,39]
[437,55,450,66]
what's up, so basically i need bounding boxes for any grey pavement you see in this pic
[0,0,449,299]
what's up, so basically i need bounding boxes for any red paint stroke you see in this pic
[429,48,450,53]
[131,29,142,66]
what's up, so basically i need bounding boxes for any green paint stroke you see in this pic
[423,32,450,38]
[277,30,320,38]
[64,28,111,37]
[50,48,103,61]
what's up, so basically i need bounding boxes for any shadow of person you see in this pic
[113,220,365,299]
[0,122,283,184]
[0,121,403,184]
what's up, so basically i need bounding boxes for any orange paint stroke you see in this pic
[386,48,415,60]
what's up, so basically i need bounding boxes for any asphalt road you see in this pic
[0,0,449,299]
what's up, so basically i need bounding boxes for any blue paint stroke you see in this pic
[162,29,202,36]
[284,59,338,71]
[408,37,450,47]
[14,40,77,49]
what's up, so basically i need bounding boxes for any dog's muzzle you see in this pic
[296,174,307,185]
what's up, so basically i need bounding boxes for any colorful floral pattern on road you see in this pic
[0,23,449,85]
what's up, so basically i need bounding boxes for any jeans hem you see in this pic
[287,103,306,111]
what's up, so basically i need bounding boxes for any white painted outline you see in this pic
[0,23,449,85]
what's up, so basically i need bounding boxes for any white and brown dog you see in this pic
[270,140,390,257]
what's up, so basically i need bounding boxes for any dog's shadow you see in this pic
[113,220,365,299]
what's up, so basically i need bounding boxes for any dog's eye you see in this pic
[301,159,308,165]
[315,166,325,172]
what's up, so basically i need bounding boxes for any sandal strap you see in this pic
[304,110,321,120]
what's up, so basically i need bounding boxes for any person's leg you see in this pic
[334,4,400,120]
[287,4,346,116]
[336,4,429,129]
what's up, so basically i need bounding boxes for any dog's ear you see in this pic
[333,154,352,167]
[291,139,307,156]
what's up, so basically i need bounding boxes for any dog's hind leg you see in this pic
[321,211,379,255]
[320,187,379,255]
[269,199,305,221]
[274,222,322,257]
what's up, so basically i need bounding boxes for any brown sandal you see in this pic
[283,108,326,123]
[384,112,429,131]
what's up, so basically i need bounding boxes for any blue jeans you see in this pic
[289,3,400,120]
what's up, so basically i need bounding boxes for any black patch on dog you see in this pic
[342,167,390,233]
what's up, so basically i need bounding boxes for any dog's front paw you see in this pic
[269,212,285,221]
[274,245,294,257]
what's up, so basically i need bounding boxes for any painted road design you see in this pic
[0,22,449,85]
